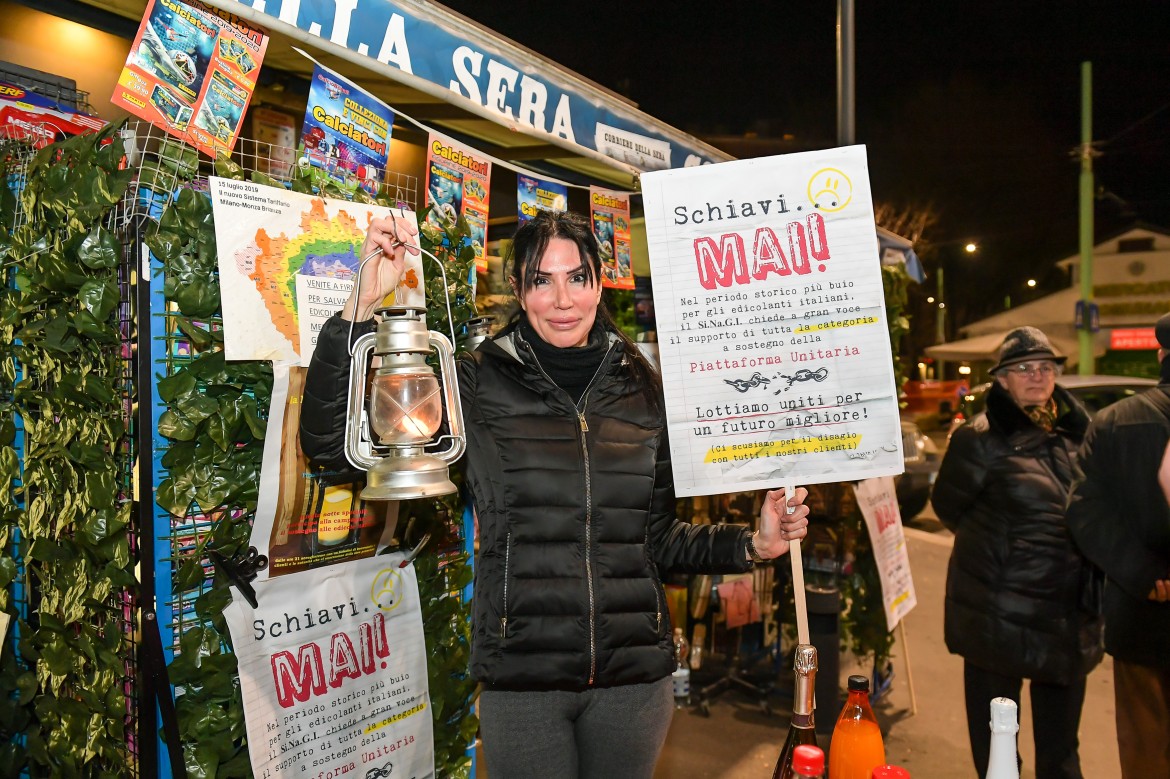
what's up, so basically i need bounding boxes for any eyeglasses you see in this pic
[1005,361,1061,378]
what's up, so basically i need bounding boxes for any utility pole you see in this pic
[935,265,946,378]
[837,0,855,146]
[1078,61,1096,374]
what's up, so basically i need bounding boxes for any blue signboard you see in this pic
[211,0,726,171]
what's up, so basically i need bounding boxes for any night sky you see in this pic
[442,0,1170,324]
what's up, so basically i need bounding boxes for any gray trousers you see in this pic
[479,677,674,779]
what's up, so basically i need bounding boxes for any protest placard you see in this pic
[853,477,917,630]
[641,146,903,496]
[223,553,434,779]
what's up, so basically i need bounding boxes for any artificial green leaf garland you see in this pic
[0,125,137,777]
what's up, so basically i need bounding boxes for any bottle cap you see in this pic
[847,674,870,692]
[792,744,824,775]
[989,697,1019,734]
[871,766,911,778]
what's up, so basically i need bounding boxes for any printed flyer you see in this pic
[517,174,567,225]
[640,146,903,496]
[853,477,917,631]
[208,177,422,366]
[112,0,267,158]
[250,107,298,177]
[425,132,490,272]
[223,552,435,779]
[249,364,401,578]
[298,63,395,196]
[589,186,633,290]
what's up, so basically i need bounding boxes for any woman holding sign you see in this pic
[301,209,810,778]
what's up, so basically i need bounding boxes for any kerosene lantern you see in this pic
[344,306,465,500]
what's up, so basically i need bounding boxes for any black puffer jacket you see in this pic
[930,382,1103,684]
[301,315,753,691]
[1067,385,1170,668]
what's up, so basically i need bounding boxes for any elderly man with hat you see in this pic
[932,326,1103,779]
[1067,313,1170,778]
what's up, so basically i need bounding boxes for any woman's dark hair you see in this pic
[505,210,662,398]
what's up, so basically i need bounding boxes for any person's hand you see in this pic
[753,487,810,560]
[342,213,420,322]
[1149,579,1170,602]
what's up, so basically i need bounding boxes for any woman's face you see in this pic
[996,360,1058,408]
[517,237,602,348]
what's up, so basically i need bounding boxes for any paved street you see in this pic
[655,507,1121,778]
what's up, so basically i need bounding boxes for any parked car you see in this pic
[897,420,941,519]
[948,373,1159,440]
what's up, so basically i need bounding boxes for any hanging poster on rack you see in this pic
[249,364,401,578]
[640,146,903,496]
[251,106,298,177]
[425,132,490,272]
[298,62,395,196]
[223,552,435,779]
[517,174,568,225]
[208,178,423,366]
[853,476,917,631]
[0,81,105,148]
[112,0,268,158]
[589,187,633,290]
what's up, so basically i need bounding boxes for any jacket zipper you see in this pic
[524,337,615,686]
[646,528,663,636]
[500,530,512,639]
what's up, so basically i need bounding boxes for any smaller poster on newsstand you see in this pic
[589,186,634,289]
[425,132,491,272]
[298,62,395,196]
[112,0,268,158]
[0,81,104,148]
[517,173,568,225]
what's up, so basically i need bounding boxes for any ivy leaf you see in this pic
[74,224,120,269]
[157,409,198,441]
[41,315,80,354]
[213,152,246,181]
[156,475,196,516]
[175,559,206,591]
[83,469,117,510]
[145,228,184,264]
[40,634,74,676]
[175,316,214,350]
[77,277,119,321]
[173,276,221,319]
[157,370,197,404]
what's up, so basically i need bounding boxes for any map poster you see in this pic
[853,477,917,631]
[589,186,633,290]
[425,132,490,272]
[208,177,423,366]
[517,174,568,225]
[223,552,435,779]
[298,62,395,196]
[249,364,402,578]
[112,0,267,158]
[640,146,903,497]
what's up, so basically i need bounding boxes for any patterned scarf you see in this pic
[1024,397,1059,432]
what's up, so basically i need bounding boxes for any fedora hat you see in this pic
[991,326,1067,374]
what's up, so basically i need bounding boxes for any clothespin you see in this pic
[208,546,268,608]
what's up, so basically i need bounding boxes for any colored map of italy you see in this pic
[233,198,366,353]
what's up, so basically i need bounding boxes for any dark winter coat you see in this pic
[930,382,1103,684]
[1067,385,1170,669]
[301,315,753,691]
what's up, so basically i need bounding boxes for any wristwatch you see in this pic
[746,533,766,564]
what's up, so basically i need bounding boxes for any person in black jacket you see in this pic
[301,209,811,779]
[1067,314,1170,778]
[931,326,1102,779]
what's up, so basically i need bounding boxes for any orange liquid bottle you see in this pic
[828,674,885,779]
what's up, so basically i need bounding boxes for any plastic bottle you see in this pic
[985,697,1019,779]
[772,645,819,779]
[829,674,885,779]
[871,767,911,778]
[671,627,690,708]
[793,744,826,778]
